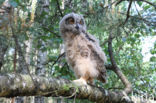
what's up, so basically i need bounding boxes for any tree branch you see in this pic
[117,11,156,27]
[142,0,156,9]
[124,0,133,25]
[50,52,65,73]
[108,33,132,94]
[0,73,133,103]
[56,0,63,17]
[116,0,123,6]
[116,0,156,9]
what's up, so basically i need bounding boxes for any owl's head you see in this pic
[59,13,87,35]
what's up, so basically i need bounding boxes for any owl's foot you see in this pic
[73,77,87,86]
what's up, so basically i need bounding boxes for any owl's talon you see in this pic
[73,78,87,86]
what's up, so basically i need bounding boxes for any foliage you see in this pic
[0,0,155,102]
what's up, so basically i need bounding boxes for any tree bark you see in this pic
[0,36,8,70]
[35,40,47,103]
[0,73,133,103]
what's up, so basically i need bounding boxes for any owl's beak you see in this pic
[75,24,79,30]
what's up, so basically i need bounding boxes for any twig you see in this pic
[56,0,63,17]
[100,40,109,46]
[116,0,123,6]
[134,2,141,17]
[123,0,133,25]
[13,46,17,72]
[103,0,119,9]
[142,0,156,9]
[41,26,61,38]
[50,53,65,73]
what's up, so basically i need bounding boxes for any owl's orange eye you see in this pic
[79,19,84,25]
[65,17,75,25]
[68,18,74,24]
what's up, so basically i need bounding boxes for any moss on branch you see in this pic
[0,73,133,103]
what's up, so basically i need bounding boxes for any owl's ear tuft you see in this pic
[80,19,84,25]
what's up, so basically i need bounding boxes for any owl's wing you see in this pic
[86,33,107,63]
[85,33,100,44]
[86,33,107,83]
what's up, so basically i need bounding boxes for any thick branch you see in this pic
[108,33,132,94]
[0,73,133,103]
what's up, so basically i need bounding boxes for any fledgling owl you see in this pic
[59,13,107,85]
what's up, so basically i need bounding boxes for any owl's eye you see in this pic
[66,17,75,25]
[79,19,84,25]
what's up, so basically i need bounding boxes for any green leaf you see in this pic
[40,35,50,41]
[135,81,140,86]
[150,49,156,54]
[150,56,156,62]
[137,1,142,6]
[144,5,150,10]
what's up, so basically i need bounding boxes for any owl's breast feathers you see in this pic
[64,32,91,61]
[64,32,106,68]
[64,32,107,83]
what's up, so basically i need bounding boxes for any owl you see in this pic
[59,13,107,85]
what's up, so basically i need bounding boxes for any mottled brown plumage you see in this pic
[59,13,107,85]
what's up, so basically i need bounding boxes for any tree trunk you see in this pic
[0,36,8,70]
[34,40,47,103]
